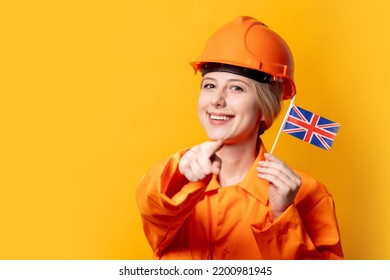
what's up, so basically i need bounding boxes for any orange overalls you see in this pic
[136,143,343,259]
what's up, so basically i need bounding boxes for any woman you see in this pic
[136,16,343,259]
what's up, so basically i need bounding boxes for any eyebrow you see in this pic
[201,77,251,87]
[227,78,251,87]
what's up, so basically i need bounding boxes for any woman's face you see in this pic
[198,71,262,144]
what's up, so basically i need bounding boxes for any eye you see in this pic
[231,85,244,91]
[203,83,215,89]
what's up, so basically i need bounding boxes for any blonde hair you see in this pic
[253,81,283,135]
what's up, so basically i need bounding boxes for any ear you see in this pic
[258,114,265,123]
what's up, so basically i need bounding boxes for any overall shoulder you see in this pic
[294,169,334,222]
[293,168,333,210]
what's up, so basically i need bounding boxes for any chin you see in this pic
[205,130,228,141]
[206,135,223,141]
[207,134,234,144]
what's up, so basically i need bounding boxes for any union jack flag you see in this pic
[282,105,340,150]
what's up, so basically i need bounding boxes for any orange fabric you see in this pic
[136,143,343,259]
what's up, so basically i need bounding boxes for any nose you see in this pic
[211,87,227,108]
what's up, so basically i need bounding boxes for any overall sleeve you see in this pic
[251,173,344,260]
[135,151,209,258]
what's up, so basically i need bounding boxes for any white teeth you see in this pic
[210,115,232,121]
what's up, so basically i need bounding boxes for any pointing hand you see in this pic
[179,140,224,182]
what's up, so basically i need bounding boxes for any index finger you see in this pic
[201,139,224,158]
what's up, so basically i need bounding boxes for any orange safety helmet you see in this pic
[191,16,296,100]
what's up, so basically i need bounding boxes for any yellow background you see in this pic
[1,0,389,259]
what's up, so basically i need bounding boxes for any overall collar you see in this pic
[204,140,269,205]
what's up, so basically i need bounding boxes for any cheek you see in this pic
[237,98,261,117]
[246,102,262,123]
[197,93,208,111]
[197,95,206,118]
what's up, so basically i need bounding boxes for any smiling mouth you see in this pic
[208,113,235,121]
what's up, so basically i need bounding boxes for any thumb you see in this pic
[211,154,222,176]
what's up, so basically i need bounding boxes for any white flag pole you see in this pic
[269,96,296,154]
